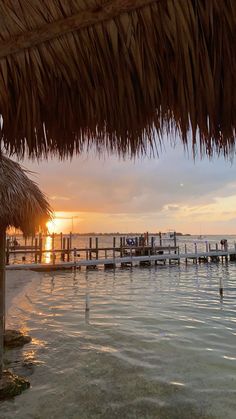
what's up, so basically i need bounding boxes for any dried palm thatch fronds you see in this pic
[0,154,51,378]
[0,155,51,235]
[0,0,236,158]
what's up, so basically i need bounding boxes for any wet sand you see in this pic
[6,270,39,323]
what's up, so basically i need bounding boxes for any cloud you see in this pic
[50,196,70,201]
[163,204,180,212]
[20,140,236,233]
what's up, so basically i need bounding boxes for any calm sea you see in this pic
[1,235,236,418]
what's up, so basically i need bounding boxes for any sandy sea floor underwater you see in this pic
[2,263,236,419]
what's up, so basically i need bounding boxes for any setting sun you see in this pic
[46,212,82,234]
[46,218,64,234]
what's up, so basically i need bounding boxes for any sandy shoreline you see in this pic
[6,270,40,324]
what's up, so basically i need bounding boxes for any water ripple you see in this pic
[2,263,236,418]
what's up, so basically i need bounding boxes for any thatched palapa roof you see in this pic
[0,0,236,158]
[0,155,51,235]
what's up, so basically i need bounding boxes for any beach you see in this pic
[6,271,39,322]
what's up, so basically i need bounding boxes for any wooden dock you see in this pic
[5,232,236,271]
[6,248,236,271]
[5,232,178,264]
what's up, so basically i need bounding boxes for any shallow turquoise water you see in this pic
[2,262,236,418]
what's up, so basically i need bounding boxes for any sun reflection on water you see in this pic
[44,235,52,264]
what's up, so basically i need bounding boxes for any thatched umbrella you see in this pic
[0,0,235,159]
[0,154,51,380]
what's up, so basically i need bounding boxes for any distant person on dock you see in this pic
[220,239,228,251]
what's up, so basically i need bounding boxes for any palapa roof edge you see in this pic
[0,154,52,235]
[0,0,235,159]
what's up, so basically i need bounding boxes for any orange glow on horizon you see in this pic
[46,218,66,234]
[46,212,82,234]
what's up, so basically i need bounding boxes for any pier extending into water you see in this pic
[5,232,236,271]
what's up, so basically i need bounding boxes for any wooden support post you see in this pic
[120,237,123,258]
[185,244,187,264]
[159,232,162,246]
[52,233,55,252]
[6,238,10,265]
[73,248,77,264]
[60,232,63,249]
[85,294,90,312]
[219,277,223,300]
[174,231,177,248]
[69,232,72,249]
[62,237,66,261]
[35,238,38,263]
[39,233,43,263]
[95,237,98,259]
[151,237,154,253]
[113,237,116,259]
[0,227,6,377]
[130,246,133,266]
[89,237,92,260]
[67,238,70,261]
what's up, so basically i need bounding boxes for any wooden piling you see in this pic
[173,231,177,248]
[219,278,223,299]
[113,237,116,258]
[89,237,92,260]
[34,238,38,263]
[120,237,123,258]
[95,237,98,259]
[39,233,43,263]
[67,237,70,261]
[85,294,90,311]
[151,236,155,251]
[62,237,66,261]
[6,239,10,265]
[159,232,162,246]
[184,244,187,264]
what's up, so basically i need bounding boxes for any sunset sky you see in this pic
[24,138,236,235]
